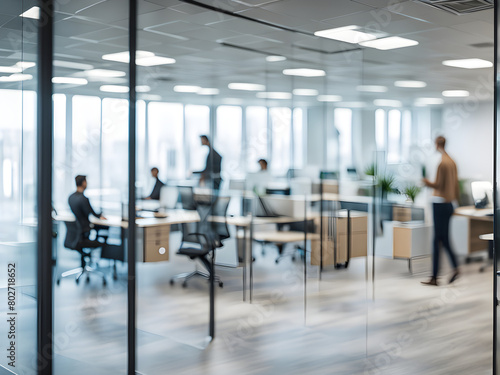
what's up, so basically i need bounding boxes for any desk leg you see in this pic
[241,225,247,302]
[250,222,254,303]
[209,250,215,339]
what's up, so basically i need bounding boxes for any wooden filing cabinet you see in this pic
[393,224,432,259]
[392,206,412,222]
[311,213,368,266]
[137,225,170,262]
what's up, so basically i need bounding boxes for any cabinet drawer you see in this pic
[144,237,169,262]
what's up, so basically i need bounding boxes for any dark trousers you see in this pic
[432,202,459,278]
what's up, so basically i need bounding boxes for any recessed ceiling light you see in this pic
[85,69,126,78]
[374,99,402,107]
[356,85,388,93]
[394,80,427,88]
[293,89,319,96]
[442,58,492,69]
[228,83,265,91]
[256,92,292,100]
[360,36,418,50]
[20,6,40,19]
[137,56,176,66]
[136,85,151,93]
[317,95,342,102]
[335,101,367,108]
[102,51,154,63]
[442,90,469,97]
[266,55,286,62]
[314,25,377,44]
[15,62,36,70]
[414,97,444,105]
[0,74,33,82]
[100,85,129,93]
[52,77,88,85]
[54,60,94,70]
[0,66,22,74]
[174,85,201,93]
[283,68,326,77]
[197,88,220,95]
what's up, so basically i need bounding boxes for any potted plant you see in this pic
[403,185,421,203]
[364,163,376,177]
[378,174,398,200]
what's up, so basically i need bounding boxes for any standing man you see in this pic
[68,175,107,246]
[145,167,164,200]
[197,135,222,190]
[421,136,460,286]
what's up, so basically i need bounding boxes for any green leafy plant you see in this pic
[403,185,421,203]
[364,163,376,177]
[379,174,398,197]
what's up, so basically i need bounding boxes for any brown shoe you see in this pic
[421,278,438,286]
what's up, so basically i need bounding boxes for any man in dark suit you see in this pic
[197,135,222,190]
[68,175,107,247]
[145,167,164,200]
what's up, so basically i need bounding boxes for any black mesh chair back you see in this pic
[211,196,230,242]
[179,186,197,210]
[278,219,316,233]
[64,220,82,250]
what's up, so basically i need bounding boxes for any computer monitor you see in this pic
[160,186,179,210]
[320,170,339,180]
[471,181,493,209]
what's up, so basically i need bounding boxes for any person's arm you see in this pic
[423,164,444,190]
[84,196,106,220]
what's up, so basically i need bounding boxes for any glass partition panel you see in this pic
[0,1,38,372]
[52,0,129,373]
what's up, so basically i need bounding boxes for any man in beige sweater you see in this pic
[421,136,460,286]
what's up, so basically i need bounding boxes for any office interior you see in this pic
[0,0,498,374]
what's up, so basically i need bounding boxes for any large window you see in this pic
[270,107,291,175]
[375,108,386,151]
[293,108,304,169]
[246,106,268,172]
[401,110,412,162]
[72,95,101,191]
[185,105,210,173]
[387,109,402,164]
[216,106,243,178]
[334,108,353,170]
[102,98,129,198]
[53,94,67,208]
[148,102,184,181]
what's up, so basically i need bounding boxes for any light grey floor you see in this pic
[42,232,495,374]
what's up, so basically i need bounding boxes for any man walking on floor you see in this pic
[421,136,460,286]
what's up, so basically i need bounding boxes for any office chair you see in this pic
[56,220,107,286]
[170,196,230,288]
[179,186,197,210]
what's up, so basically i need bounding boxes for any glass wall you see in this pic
[0,0,38,373]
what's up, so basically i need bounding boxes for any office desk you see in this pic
[453,206,493,257]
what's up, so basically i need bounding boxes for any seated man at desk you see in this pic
[145,167,164,200]
[68,175,107,246]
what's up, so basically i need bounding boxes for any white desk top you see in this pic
[454,205,493,221]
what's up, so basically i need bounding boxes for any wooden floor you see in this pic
[3,232,494,375]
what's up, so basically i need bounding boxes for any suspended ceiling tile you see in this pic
[209,17,277,35]
[237,8,305,28]
[137,8,189,29]
[59,0,107,15]
[77,0,163,23]
[72,27,126,43]
[55,18,109,38]
[449,20,493,40]
[146,20,203,35]
[187,11,232,25]
[263,0,373,22]
[169,3,209,15]
[180,26,241,41]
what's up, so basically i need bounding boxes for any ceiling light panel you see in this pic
[315,26,377,44]
[174,85,201,93]
[20,6,40,19]
[283,68,326,77]
[394,80,427,88]
[0,74,33,82]
[317,95,342,102]
[100,85,129,93]
[54,60,94,70]
[228,83,266,91]
[442,90,469,97]
[442,58,492,69]
[356,85,388,93]
[52,77,88,85]
[85,69,126,78]
[293,89,319,96]
[415,98,444,105]
[266,56,287,62]
[360,36,418,50]
[197,88,220,95]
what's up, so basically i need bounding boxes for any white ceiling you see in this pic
[0,0,494,108]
